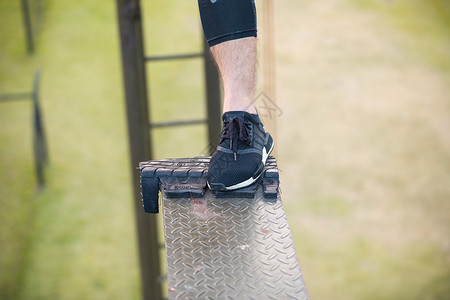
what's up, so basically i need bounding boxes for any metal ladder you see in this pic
[116,0,222,299]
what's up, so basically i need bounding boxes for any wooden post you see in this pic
[261,0,277,156]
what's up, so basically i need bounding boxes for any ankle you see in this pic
[223,98,257,114]
[223,107,257,114]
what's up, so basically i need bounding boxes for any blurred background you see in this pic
[0,0,449,299]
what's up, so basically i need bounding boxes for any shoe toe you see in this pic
[207,151,261,190]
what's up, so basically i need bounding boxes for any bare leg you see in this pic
[210,37,257,114]
[198,0,273,191]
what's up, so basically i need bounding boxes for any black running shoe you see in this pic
[207,111,274,191]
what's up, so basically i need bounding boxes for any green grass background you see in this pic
[0,0,449,299]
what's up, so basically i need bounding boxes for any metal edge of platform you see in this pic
[139,156,279,214]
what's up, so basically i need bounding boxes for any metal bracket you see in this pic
[139,156,279,213]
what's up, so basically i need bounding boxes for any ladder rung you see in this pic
[149,119,207,129]
[0,92,32,102]
[145,52,204,62]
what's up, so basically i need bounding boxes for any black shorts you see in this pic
[198,0,257,47]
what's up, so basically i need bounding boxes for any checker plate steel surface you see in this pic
[163,187,309,299]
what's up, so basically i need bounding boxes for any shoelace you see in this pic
[220,117,252,161]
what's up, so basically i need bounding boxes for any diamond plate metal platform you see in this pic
[139,157,309,299]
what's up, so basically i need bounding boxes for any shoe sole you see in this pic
[208,134,274,191]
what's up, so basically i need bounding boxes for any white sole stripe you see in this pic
[222,139,274,191]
